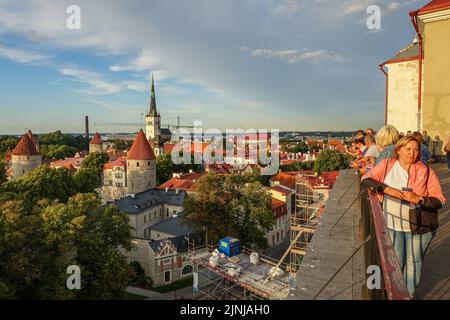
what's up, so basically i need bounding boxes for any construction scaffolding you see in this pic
[188,244,292,300]
[290,174,324,271]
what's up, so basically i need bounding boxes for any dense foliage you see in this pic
[183,173,275,249]
[313,149,350,173]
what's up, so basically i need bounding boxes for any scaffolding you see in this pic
[290,173,324,271]
[188,243,291,300]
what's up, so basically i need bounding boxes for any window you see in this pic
[136,162,139,167]
[163,258,172,265]
[144,215,147,223]
[148,161,150,166]
[272,235,275,245]
[182,265,193,276]
[276,232,279,242]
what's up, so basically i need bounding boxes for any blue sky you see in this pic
[0,0,428,134]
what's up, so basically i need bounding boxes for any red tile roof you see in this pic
[104,157,127,170]
[270,172,297,190]
[418,0,450,14]
[4,147,12,161]
[272,198,287,218]
[26,129,38,146]
[90,132,102,145]
[127,130,156,160]
[296,171,340,189]
[157,172,206,192]
[50,157,85,170]
[12,133,40,156]
[205,163,233,174]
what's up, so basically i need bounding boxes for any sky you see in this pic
[0,0,428,134]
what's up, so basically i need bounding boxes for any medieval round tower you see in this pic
[126,129,157,194]
[11,131,41,180]
[89,132,103,154]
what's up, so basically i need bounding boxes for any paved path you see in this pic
[416,164,450,300]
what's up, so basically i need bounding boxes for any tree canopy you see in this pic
[38,131,86,150]
[40,144,78,160]
[313,149,350,174]
[156,153,204,185]
[0,194,133,299]
[183,173,275,249]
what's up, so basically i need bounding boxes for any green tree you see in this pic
[111,139,133,151]
[0,165,77,207]
[290,141,308,153]
[0,194,133,299]
[313,149,350,174]
[40,144,77,160]
[0,161,6,184]
[183,173,274,249]
[0,136,20,155]
[82,152,109,170]
[38,131,85,150]
[73,167,102,193]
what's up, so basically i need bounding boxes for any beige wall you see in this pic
[386,60,420,133]
[126,159,156,194]
[11,155,41,180]
[421,16,450,154]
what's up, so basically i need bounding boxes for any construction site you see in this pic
[187,172,327,300]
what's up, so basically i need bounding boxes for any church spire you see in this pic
[149,74,157,116]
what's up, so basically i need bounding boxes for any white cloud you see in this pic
[251,48,345,64]
[60,67,121,95]
[273,0,308,17]
[0,44,51,63]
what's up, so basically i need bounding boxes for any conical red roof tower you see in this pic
[12,133,40,156]
[127,129,156,160]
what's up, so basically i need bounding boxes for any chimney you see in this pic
[189,169,193,173]
[165,187,169,192]
[172,173,178,178]
[176,188,180,194]
[85,115,89,153]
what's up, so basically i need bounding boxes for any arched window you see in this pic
[182,265,193,276]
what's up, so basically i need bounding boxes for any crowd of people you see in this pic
[346,125,449,298]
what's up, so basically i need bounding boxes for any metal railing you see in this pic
[360,188,411,300]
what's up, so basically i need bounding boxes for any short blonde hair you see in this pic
[376,125,400,148]
[394,136,421,163]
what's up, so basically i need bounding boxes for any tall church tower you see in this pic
[145,75,163,156]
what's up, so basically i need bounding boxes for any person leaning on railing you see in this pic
[445,135,450,174]
[374,125,400,166]
[360,136,446,298]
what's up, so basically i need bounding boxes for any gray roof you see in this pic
[149,216,193,237]
[385,42,419,64]
[114,189,186,214]
[161,128,172,135]
[149,235,189,254]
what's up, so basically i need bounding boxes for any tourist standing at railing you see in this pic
[374,125,400,166]
[360,136,446,298]
[444,135,450,173]
[412,131,430,164]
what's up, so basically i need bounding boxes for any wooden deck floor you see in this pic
[416,164,450,300]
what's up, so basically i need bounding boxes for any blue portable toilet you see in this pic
[219,237,241,257]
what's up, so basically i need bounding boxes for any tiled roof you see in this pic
[270,172,297,190]
[50,157,85,170]
[12,133,40,156]
[26,129,38,146]
[127,130,156,160]
[383,42,419,65]
[296,171,340,189]
[90,132,102,145]
[418,0,450,14]
[4,147,12,161]
[149,216,193,237]
[157,172,206,192]
[272,198,288,218]
[114,188,186,214]
[104,157,127,170]
[148,235,191,254]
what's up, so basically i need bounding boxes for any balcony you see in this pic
[288,164,449,300]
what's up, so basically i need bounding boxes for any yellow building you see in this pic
[381,0,450,156]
